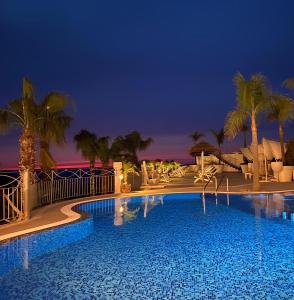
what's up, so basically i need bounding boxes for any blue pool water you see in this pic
[0,193,293,299]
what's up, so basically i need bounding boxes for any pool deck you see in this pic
[1,172,294,242]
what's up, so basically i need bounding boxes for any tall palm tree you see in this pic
[210,128,225,163]
[112,131,153,165]
[267,94,294,163]
[74,129,98,194]
[0,78,37,177]
[36,93,72,173]
[189,131,204,144]
[224,72,269,191]
[240,124,249,148]
[0,79,73,175]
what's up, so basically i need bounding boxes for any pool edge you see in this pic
[1,188,294,242]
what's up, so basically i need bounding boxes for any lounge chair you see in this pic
[194,166,217,183]
[160,173,170,183]
[169,166,187,178]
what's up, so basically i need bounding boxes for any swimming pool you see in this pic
[0,193,293,299]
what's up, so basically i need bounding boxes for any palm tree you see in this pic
[112,131,153,165]
[210,128,225,163]
[240,124,249,148]
[0,78,37,177]
[36,94,72,173]
[190,131,204,144]
[74,129,98,194]
[96,136,112,168]
[267,94,294,163]
[224,72,269,191]
[0,79,73,175]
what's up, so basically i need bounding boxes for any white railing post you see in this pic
[113,162,122,194]
[22,170,30,220]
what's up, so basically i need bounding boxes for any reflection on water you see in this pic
[114,195,165,225]
[114,198,140,226]
[203,192,294,222]
[143,195,164,218]
[251,193,294,221]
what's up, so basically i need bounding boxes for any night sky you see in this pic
[1,0,294,168]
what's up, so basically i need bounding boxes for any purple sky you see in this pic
[1,0,294,168]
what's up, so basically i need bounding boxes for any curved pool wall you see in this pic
[0,217,94,276]
[0,193,293,299]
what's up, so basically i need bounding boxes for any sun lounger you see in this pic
[169,166,187,177]
[194,166,217,183]
[160,173,170,183]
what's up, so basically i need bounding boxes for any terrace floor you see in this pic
[1,171,294,242]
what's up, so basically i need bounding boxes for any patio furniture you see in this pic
[169,166,187,177]
[194,166,217,183]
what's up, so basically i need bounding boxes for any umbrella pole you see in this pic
[264,151,268,182]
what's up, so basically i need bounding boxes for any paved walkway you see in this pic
[1,172,294,242]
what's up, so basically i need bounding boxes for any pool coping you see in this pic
[1,187,294,242]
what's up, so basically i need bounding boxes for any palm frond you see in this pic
[268,94,294,123]
[22,77,34,99]
[40,142,56,171]
[0,109,15,133]
[234,72,269,113]
[140,137,153,150]
[224,109,247,139]
[42,92,71,113]
[283,78,294,90]
[250,73,269,112]
[189,131,204,143]
[234,72,251,110]
[97,136,111,166]
[74,129,98,162]
[210,128,225,146]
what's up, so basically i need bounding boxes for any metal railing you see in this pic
[202,173,217,197]
[215,174,226,196]
[0,168,115,224]
[0,179,23,224]
[202,174,229,198]
[36,170,115,206]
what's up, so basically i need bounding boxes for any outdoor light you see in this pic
[119,174,123,180]
[119,206,124,213]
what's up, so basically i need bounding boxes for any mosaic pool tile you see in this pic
[0,193,293,299]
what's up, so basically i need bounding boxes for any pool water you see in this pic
[0,193,293,299]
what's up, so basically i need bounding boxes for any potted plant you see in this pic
[121,162,139,193]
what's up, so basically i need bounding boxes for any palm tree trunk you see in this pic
[19,127,36,220]
[251,112,260,191]
[243,132,247,148]
[89,161,95,195]
[19,127,36,178]
[278,123,285,164]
